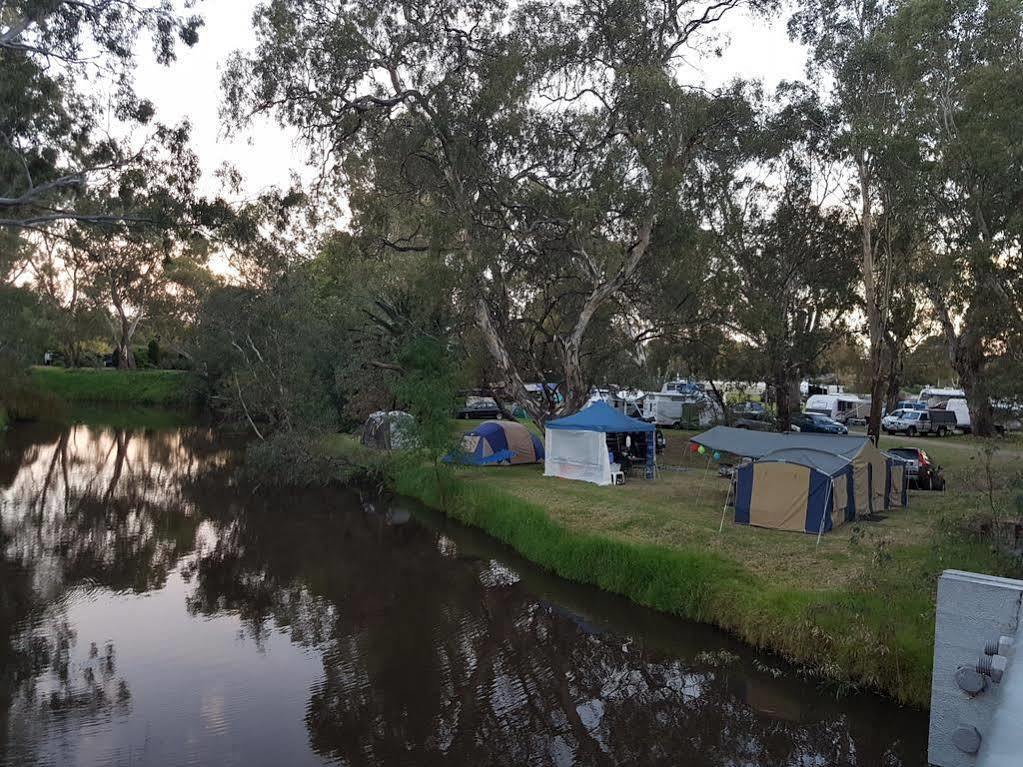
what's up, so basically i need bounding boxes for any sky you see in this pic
[132,1,810,201]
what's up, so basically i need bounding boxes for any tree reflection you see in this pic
[1,426,925,766]
[185,489,925,767]
[0,423,231,762]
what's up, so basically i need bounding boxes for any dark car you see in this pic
[791,412,849,434]
[455,396,503,420]
[733,412,775,431]
[887,447,946,490]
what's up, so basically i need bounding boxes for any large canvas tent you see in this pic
[692,426,907,534]
[733,448,855,534]
[545,401,655,485]
[445,421,544,465]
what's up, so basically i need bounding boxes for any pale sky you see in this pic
[132,1,809,201]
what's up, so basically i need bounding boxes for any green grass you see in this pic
[28,366,196,408]
[65,403,197,428]
[332,422,1023,707]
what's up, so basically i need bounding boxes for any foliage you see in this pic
[1,0,205,231]
[243,431,383,488]
[222,0,774,423]
[391,337,460,460]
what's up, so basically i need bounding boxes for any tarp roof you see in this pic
[546,400,655,433]
[758,448,851,476]
[692,425,869,462]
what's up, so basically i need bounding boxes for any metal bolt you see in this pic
[976,654,1008,684]
[955,666,987,695]
[952,726,982,755]
[983,635,1014,657]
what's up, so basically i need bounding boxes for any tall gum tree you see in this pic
[221,0,771,424]
[790,0,928,441]
[889,0,1023,435]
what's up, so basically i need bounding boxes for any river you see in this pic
[0,423,927,766]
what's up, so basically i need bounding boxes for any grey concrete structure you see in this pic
[929,570,1022,767]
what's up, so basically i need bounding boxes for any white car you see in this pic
[881,409,911,432]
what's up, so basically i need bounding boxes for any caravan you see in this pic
[642,381,721,428]
[804,393,869,424]
[918,386,965,408]
[945,398,971,432]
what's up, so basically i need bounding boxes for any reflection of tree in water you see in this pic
[0,424,232,761]
[185,491,922,767]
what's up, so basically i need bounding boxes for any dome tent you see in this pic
[446,421,544,465]
[360,411,416,450]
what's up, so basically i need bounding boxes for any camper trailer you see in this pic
[642,381,721,428]
[945,398,971,432]
[918,386,965,408]
[804,393,869,424]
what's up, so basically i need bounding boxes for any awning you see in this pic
[691,425,868,461]
[546,401,655,433]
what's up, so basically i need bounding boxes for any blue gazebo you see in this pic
[544,401,656,485]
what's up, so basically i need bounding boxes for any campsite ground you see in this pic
[330,419,1023,707]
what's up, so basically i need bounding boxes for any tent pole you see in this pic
[718,478,734,533]
[695,454,713,506]
[815,480,834,548]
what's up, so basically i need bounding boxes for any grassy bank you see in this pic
[332,425,1023,707]
[28,366,196,408]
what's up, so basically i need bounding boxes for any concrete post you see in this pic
[929,570,1023,767]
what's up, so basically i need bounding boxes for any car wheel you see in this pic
[907,427,917,437]
[937,426,947,437]
[921,475,932,491]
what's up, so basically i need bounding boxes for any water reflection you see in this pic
[0,424,927,766]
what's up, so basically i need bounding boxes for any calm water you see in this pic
[0,423,927,766]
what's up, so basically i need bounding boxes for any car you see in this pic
[882,409,956,436]
[790,412,849,434]
[733,412,776,431]
[732,401,767,416]
[887,447,946,490]
[881,408,912,432]
[455,396,503,420]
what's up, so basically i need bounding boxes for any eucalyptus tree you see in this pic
[700,89,859,430]
[790,0,931,440]
[1,1,205,232]
[888,0,1023,435]
[222,0,771,423]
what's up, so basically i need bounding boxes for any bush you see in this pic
[243,431,383,488]
[0,377,69,423]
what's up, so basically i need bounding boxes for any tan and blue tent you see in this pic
[692,426,908,534]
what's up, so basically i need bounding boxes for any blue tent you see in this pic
[546,400,656,434]
[545,401,656,483]
[445,421,544,465]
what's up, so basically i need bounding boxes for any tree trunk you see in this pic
[884,345,903,415]
[951,330,996,437]
[116,317,136,370]
[931,289,997,437]
[774,370,795,432]
[857,158,885,443]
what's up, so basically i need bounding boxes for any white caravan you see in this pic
[804,393,868,424]
[945,398,971,432]
[642,381,721,427]
[918,386,965,408]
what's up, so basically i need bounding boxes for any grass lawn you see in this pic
[335,418,1023,707]
[28,366,196,408]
